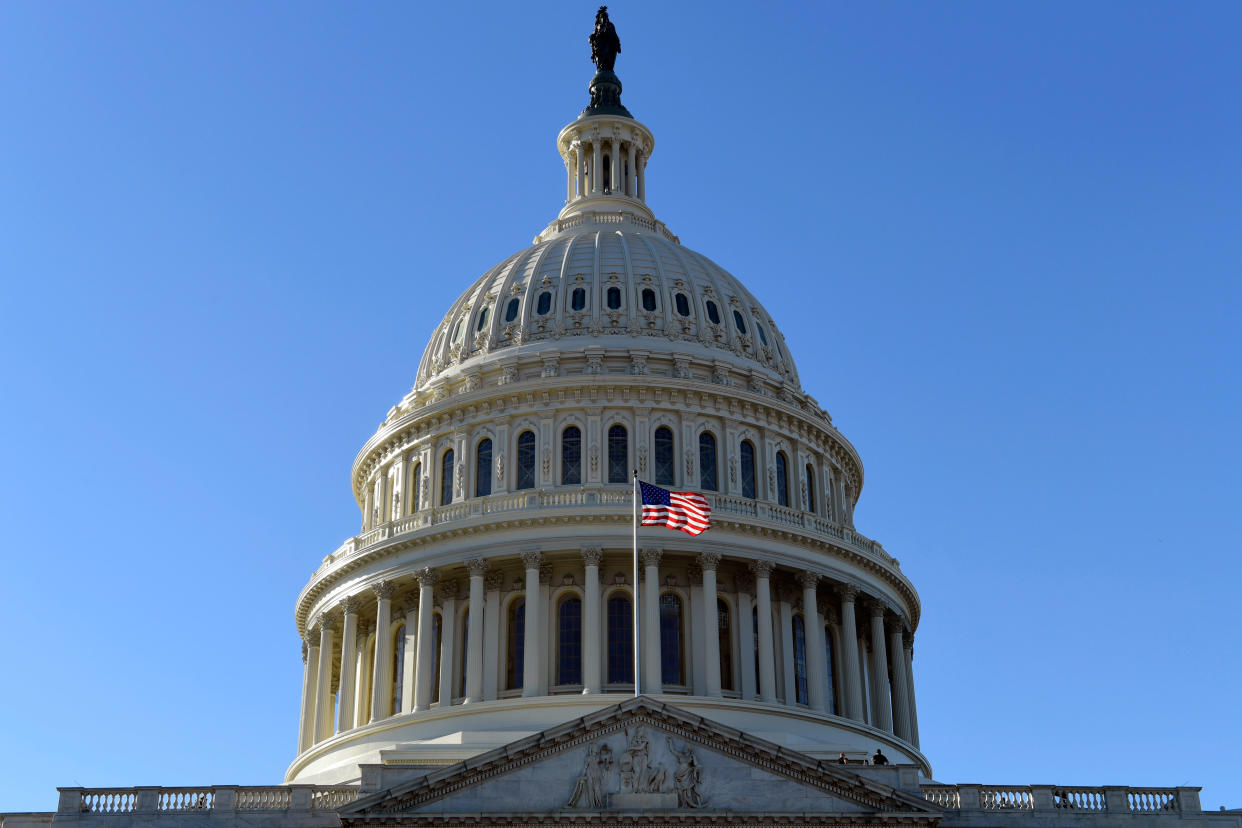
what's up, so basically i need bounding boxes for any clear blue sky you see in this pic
[1,0,1239,813]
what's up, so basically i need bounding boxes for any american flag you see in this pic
[639,481,711,536]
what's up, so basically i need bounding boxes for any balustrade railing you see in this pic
[64,786,359,817]
[1057,788,1107,811]
[981,787,1033,810]
[921,786,960,808]
[234,788,291,810]
[157,790,212,812]
[311,787,360,810]
[79,791,135,814]
[1129,789,1178,812]
[921,785,1190,815]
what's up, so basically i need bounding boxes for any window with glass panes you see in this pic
[654,426,675,486]
[561,426,581,485]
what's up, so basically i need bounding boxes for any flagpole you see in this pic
[632,471,639,697]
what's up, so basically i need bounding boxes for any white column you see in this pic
[641,548,662,693]
[626,142,637,197]
[313,618,337,742]
[609,138,620,193]
[573,143,584,199]
[736,577,756,700]
[413,569,437,712]
[868,601,894,732]
[837,584,864,720]
[464,559,487,703]
[824,606,844,716]
[699,552,722,697]
[581,547,604,694]
[399,600,418,713]
[437,587,457,705]
[904,631,920,748]
[688,566,706,694]
[369,580,395,722]
[591,141,602,194]
[565,157,574,202]
[799,572,827,712]
[750,560,777,703]
[520,551,543,697]
[888,617,913,742]
[778,591,795,704]
[482,571,502,701]
[539,564,552,687]
[637,152,646,200]
[297,638,317,753]
[860,635,874,724]
[336,598,360,731]
[353,622,372,726]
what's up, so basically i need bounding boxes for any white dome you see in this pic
[414,219,800,395]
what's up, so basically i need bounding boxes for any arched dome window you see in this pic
[476,306,490,332]
[740,440,757,499]
[775,451,790,507]
[452,318,466,344]
[431,613,443,704]
[699,432,718,491]
[705,300,721,325]
[674,293,690,317]
[824,624,837,715]
[504,297,520,322]
[411,462,422,512]
[755,321,769,347]
[476,439,492,497]
[732,309,747,335]
[792,614,808,705]
[717,598,733,692]
[805,463,816,513]
[536,291,553,315]
[392,622,406,715]
[440,449,454,506]
[659,592,684,686]
[607,593,633,685]
[561,426,581,485]
[608,424,628,484]
[571,287,586,311]
[516,431,536,490]
[654,426,674,486]
[506,599,524,691]
[557,596,583,686]
[606,286,622,310]
[641,288,657,312]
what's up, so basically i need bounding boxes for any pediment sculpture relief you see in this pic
[567,726,705,810]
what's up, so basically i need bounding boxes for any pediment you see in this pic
[341,697,938,824]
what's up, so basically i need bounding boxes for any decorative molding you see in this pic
[581,547,604,567]
[372,580,396,600]
[466,558,490,577]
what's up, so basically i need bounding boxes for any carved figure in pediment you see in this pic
[668,737,705,808]
[619,726,666,793]
[567,742,613,809]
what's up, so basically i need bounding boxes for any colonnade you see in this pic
[565,136,646,201]
[296,550,919,754]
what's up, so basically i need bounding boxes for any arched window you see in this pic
[717,599,733,692]
[705,300,721,325]
[755,321,769,346]
[476,306,490,332]
[571,287,586,311]
[557,596,583,685]
[504,297,520,322]
[431,613,443,704]
[641,288,657,312]
[516,431,535,490]
[659,592,684,686]
[608,424,628,484]
[824,625,837,715]
[458,608,469,698]
[805,464,816,513]
[440,449,454,506]
[411,462,422,512]
[391,622,406,715]
[607,593,633,684]
[698,432,718,491]
[606,286,622,310]
[453,318,466,344]
[476,439,492,497]
[740,440,756,499]
[561,426,581,485]
[505,599,524,690]
[654,426,674,486]
[674,293,690,317]
[732,309,747,335]
[792,615,808,705]
[775,451,789,507]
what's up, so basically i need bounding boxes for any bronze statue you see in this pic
[590,6,621,72]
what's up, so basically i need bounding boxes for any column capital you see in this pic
[466,558,490,577]
[520,550,543,569]
[318,614,339,634]
[866,598,889,619]
[539,563,554,585]
[797,570,821,589]
[581,546,604,567]
[372,579,396,600]
[415,567,439,588]
[301,640,309,664]
[837,583,860,602]
[484,571,505,591]
[903,629,915,650]
[885,615,906,635]
[697,551,722,571]
[748,559,774,578]
[340,596,362,616]
[641,547,663,567]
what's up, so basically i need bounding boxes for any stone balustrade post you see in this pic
[1103,787,1130,812]
[641,548,663,693]
[799,572,826,711]
[133,789,159,813]
[314,617,338,741]
[413,569,438,711]
[1175,788,1201,812]
[369,580,395,721]
[1029,785,1056,810]
[837,585,864,720]
[957,785,981,810]
[289,786,313,812]
[464,559,487,703]
[520,551,544,696]
[212,787,236,813]
[581,547,604,693]
[699,552,722,697]
[56,789,83,816]
[336,597,360,731]
[750,560,778,703]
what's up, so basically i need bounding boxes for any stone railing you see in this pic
[58,786,358,819]
[318,488,896,575]
[921,785,1200,815]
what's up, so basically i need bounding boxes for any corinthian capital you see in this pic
[697,551,722,572]
[837,583,859,603]
[885,615,906,636]
[466,558,490,577]
[748,559,774,579]
[372,579,396,600]
[641,548,663,567]
[797,570,821,589]
[340,596,362,616]
[866,598,889,619]
[580,547,604,567]
[520,550,543,570]
[415,567,439,588]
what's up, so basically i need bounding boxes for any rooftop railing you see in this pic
[921,784,1200,815]
[58,786,358,820]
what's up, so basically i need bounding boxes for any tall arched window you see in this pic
[608,424,628,484]
[561,426,581,485]
[741,440,757,499]
[775,451,789,507]
[717,599,733,692]
[805,463,816,514]
[571,287,586,311]
[654,426,675,486]
[792,615,808,705]
[516,430,536,490]
[440,449,454,506]
[606,286,622,310]
[476,439,492,497]
[607,593,633,684]
[659,592,684,686]
[458,609,469,698]
[699,432,718,491]
[391,623,406,715]
[505,599,524,690]
[411,462,422,512]
[824,625,837,715]
[431,613,443,704]
[557,596,583,685]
